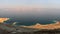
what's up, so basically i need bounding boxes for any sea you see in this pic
[4,15,60,26]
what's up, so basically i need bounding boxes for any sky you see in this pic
[0,0,48,8]
[48,0,60,8]
[0,0,60,16]
[0,0,60,9]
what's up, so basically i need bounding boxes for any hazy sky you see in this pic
[0,0,60,15]
[0,0,60,9]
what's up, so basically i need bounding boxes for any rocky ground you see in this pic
[0,29,60,34]
[0,21,60,34]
